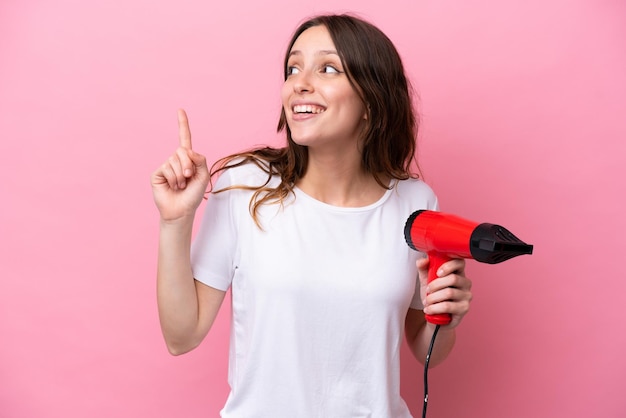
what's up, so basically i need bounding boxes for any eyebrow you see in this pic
[288,50,339,58]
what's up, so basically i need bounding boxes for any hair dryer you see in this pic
[404,210,533,325]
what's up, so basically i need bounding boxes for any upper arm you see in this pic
[404,307,427,345]
[193,279,228,343]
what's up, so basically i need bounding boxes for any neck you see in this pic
[297,151,389,207]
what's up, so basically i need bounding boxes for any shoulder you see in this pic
[392,177,439,210]
[394,177,437,199]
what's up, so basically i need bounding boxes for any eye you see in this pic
[286,66,300,76]
[322,64,342,74]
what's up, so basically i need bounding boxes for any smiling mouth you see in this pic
[293,104,325,114]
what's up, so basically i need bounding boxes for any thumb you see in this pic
[416,256,429,286]
[185,148,207,168]
[186,149,209,181]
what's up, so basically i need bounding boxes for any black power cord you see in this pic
[422,324,441,418]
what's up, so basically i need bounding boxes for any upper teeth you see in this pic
[293,105,324,114]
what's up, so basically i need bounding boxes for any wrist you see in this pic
[160,213,195,227]
[424,321,455,335]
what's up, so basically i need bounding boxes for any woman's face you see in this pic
[281,25,367,151]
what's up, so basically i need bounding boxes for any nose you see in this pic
[293,71,313,94]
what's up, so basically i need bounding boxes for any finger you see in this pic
[169,152,192,189]
[424,299,470,322]
[178,109,192,150]
[423,299,456,316]
[176,147,195,179]
[416,256,429,271]
[437,258,466,277]
[188,148,206,167]
[160,161,179,190]
[425,286,460,305]
[150,166,169,187]
[429,272,470,292]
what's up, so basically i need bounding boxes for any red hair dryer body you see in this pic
[404,210,533,325]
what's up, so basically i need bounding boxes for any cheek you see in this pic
[280,81,292,109]
[331,86,366,117]
[343,96,367,121]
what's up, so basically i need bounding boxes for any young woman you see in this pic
[151,14,473,417]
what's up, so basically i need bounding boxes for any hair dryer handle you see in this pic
[424,252,452,325]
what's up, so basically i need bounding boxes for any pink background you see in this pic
[1,0,624,417]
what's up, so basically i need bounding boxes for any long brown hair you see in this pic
[210,14,420,225]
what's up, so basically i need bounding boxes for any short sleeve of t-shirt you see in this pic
[407,202,439,311]
[190,169,240,291]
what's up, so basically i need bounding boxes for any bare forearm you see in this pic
[405,309,456,367]
[409,322,456,367]
[157,216,202,353]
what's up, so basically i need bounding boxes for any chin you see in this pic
[288,131,316,147]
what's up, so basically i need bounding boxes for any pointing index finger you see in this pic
[178,109,192,150]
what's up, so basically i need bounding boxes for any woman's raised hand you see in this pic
[151,109,210,222]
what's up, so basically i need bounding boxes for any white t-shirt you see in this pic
[191,162,438,418]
